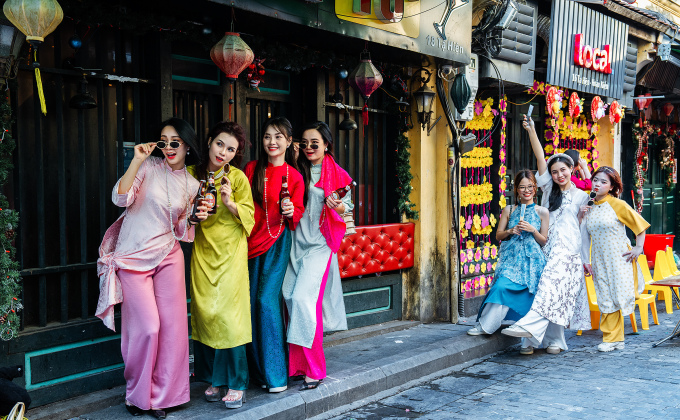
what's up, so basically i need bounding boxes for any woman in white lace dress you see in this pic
[501,116,591,354]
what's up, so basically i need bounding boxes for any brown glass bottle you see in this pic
[205,172,217,215]
[280,175,291,214]
[330,181,357,201]
[189,180,206,223]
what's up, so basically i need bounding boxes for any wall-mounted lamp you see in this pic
[412,68,436,131]
[0,18,25,88]
[69,76,97,109]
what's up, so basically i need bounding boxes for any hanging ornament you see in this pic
[545,86,563,118]
[450,72,471,115]
[348,49,383,126]
[590,96,606,121]
[246,58,266,91]
[210,32,254,121]
[608,100,623,125]
[662,102,674,118]
[68,34,82,50]
[337,67,348,80]
[4,0,64,115]
[568,91,583,118]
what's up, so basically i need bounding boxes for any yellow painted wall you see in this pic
[402,63,453,322]
[595,117,614,168]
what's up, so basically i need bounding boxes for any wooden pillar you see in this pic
[159,35,173,120]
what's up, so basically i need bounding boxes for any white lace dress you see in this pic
[530,171,591,330]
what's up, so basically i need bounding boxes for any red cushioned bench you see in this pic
[337,223,415,278]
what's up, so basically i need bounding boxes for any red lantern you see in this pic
[644,93,653,109]
[662,102,674,118]
[348,50,383,126]
[635,97,646,112]
[210,32,254,120]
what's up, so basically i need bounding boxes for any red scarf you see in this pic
[316,154,353,253]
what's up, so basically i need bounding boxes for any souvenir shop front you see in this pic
[0,0,471,407]
[457,0,637,313]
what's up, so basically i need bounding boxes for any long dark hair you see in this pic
[151,117,201,166]
[251,117,299,207]
[547,156,574,212]
[297,121,335,205]
[194,121,247,182]
[513,169,537,203]
[592,166,623,198]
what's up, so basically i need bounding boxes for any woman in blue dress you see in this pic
[468,170,549,354]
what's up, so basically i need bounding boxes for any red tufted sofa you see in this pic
[338,223,415,278]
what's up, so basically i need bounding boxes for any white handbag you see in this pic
[3,402,26,420]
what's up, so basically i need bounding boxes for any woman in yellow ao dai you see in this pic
[580,166,649,353]
[188,122,255,408]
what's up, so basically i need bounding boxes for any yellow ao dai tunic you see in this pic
[188,165,255,349]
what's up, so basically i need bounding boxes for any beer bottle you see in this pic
[205,172,218,215]
[280,175,291,214]
[189,180,206,223]
[330,181,357,201]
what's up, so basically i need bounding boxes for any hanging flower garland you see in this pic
[632,124,655,213]
[498,96,507,209]
[659,135,677,190]
[460,147,493,168]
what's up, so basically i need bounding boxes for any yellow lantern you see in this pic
[3,0,64,115]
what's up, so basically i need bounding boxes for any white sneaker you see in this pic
[546,344,562,354]
[268,385,287,393]
[467,325,488,336]
[519,346,534,355]
[501,325,532,338]
[597,341,625,352]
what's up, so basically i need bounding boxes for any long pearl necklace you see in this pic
[165,164,190,241]
[263,163,288,239]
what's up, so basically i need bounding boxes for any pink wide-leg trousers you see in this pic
[118,242,190,410]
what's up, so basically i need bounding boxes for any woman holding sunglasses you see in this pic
[282,121,351,390]
[244,117,305,393]
[580,166,649,352]
[187,122,255,408]
[468,170,548,355]
[96,118,205,419]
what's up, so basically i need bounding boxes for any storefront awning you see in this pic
[211,0,471,65]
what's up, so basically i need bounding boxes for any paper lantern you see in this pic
[662,102,674,118]
[3,0,63,44]
[450,72,471,115]
[210,32,254,120]
[4,0,63,115]
[348,50,383,126]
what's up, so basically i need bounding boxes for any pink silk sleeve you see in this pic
[112,159,149,207]
[571,176,591,190]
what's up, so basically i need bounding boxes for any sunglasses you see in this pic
[156,140,183,149]
[300,143,320,150]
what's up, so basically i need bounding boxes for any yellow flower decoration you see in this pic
[492,262,497,270]
[459,216,466,227]
[490,214,497,227]
[482,247,490,259]
[473,215,481,229]
[499,195,507,209]
[460,228,468,238]
[481,263,487,273]
[466,240,475,249]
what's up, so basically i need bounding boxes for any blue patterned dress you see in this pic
[478,203,546,321]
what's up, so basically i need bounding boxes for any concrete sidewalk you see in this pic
[28,320,516,420]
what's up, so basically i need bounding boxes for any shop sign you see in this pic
[546,0,628,98]
[225,0,470,65]
[573,34,611,74]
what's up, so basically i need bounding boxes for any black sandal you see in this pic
[125,403,144,417]
[290,375,304,382]
[150,409,167,419]
[299,378,323,391]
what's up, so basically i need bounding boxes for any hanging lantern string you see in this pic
[34,49,47,115]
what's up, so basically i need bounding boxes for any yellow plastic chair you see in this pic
[579,272,658,334]
[643,253,679,313]
[666,247,680,276]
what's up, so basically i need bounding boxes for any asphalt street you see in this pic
[329,303,680,420]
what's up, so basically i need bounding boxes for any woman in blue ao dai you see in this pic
[468,170,549,351]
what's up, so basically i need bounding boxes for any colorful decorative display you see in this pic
[499,96,507,209]
[608,100,623,125]
[545,86,563,118]
[659,135,677,189]
[632,124,655,213]
[466,98,497,131]
[568,91,583,118]
[246,58,266,91]
[591,96,606,121]
[348,50,383,126]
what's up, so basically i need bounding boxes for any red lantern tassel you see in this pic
[362,103,369,126]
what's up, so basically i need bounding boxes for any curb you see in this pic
[219,331,515,420]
